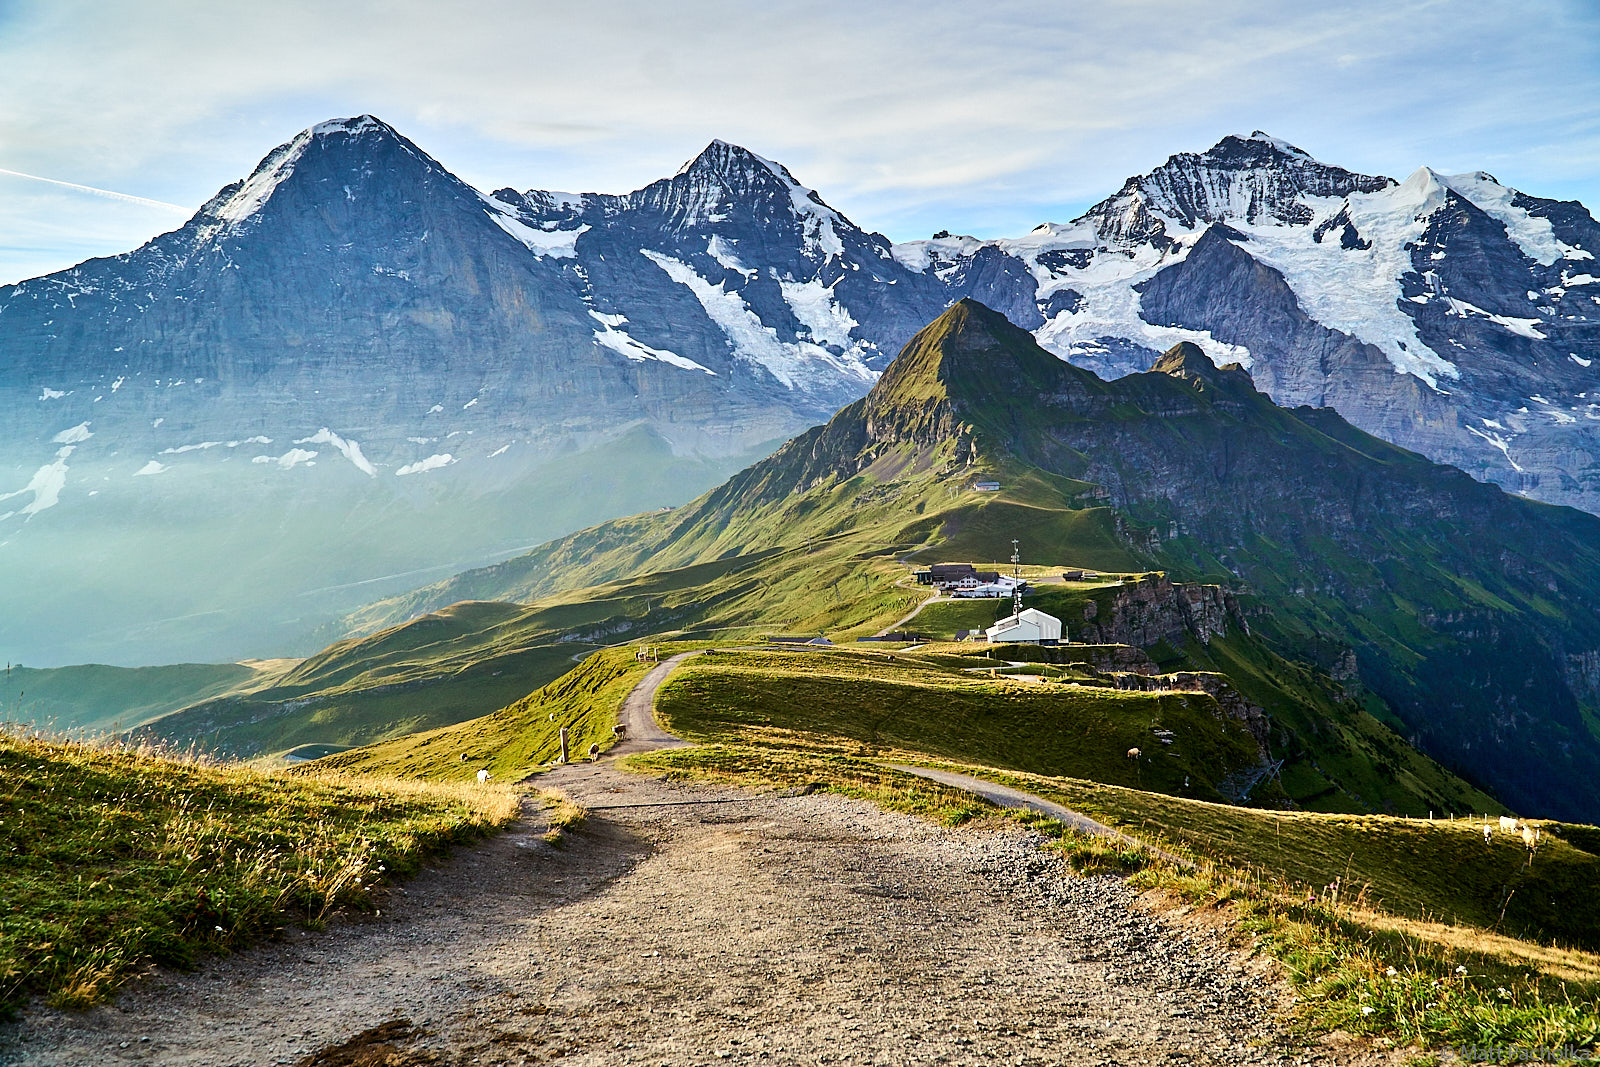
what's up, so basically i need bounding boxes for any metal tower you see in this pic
[1010,539,1022,616]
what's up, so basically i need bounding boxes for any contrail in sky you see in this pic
[0,166,190,213]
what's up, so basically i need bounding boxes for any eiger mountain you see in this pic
[2,119,1597,665]
[0,118,947,665]
[358,301,1600,821]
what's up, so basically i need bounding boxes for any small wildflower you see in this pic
[1385,967,1397,977]
[1497,987,1512,1000]
[1454,965,1468,975]
[1360,1006,1375,1016]
[213,925,223,932]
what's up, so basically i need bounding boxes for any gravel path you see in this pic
[610,652,698,756]
[891,765,1123,839]
[1,662,1395,1067]
[891,765,1193,868]
[2,764,1393,1067]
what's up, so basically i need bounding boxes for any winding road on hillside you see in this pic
[1,656,1393,1067]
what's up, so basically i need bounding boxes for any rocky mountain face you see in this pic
[4,119,1596,667]
[1077,576,1248,648]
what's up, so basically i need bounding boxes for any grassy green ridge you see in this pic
[654,648,1264,803]
[313,647,655,782]
[961,622,1504,818]
[0,730,518,1014]
[131,604,599,760]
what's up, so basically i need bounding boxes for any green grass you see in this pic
[314,647,657,782]
[906,598,1012,640]
[653,648,1264,802]
[0,728,519,1015]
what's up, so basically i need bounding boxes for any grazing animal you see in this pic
[1521,824,1541,851]
[613,723,627,737]
[476,769,491,784]
[1483,825,1493,845]
[1499,815,1519,832]
[588,742,601,760]
[1126,747,1142,761]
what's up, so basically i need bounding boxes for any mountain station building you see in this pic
[985,608,1063,645]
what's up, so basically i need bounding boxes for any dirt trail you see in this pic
[4,764,1396,1067]
[1,663,1396,1067]
[891,764,1193,868]
[609,651,698,756]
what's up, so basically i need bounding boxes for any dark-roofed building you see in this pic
[929,563,978,588]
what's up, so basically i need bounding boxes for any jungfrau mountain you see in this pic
[897,132,1600,507]
[1,118,1597,666]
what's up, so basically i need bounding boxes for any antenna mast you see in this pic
[1010,539,1022,616]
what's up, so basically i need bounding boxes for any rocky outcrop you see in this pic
[1108,670,1270,754]
[1077,576,1248,648]
[1566,650,1600,704]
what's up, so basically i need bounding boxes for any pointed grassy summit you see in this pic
[870,298,1092,414]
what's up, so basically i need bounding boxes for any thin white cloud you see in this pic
[0,167,189,212]
[0,0,1594,283]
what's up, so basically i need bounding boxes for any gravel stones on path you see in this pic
[2,765,1391,1067]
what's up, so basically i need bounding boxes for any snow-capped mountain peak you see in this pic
[3,115,1600,667]
[1071,133,1395,248]
[197,114,439,232]
[1240,130,1315,160]
[666,140,844,234]
[1429,169,1587,266]
[308,114,396,138]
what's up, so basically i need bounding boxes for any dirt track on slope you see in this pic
[2,757,1397,1067]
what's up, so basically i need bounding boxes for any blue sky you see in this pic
[0,0,1596,284]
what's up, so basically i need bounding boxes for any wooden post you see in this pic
[559,726,569,764]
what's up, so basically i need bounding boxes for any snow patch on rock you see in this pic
[779,278,858,349]
[589,311,715,374]
[52,422,93,445]
[295,428,377,477]
[641,250,872,389]
[396,453,455,476]
[0,447,74,517]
